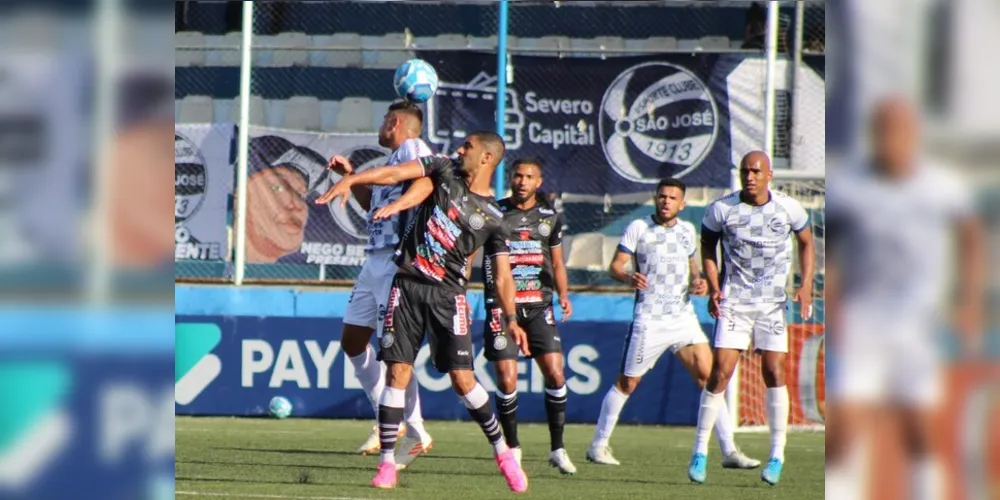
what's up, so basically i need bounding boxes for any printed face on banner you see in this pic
[245,166,309,263]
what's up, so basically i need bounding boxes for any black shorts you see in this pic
[484,304,562,361]
[378,276,473,373]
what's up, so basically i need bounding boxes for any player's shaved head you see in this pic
[468,131,506,169]
[388,100,423,135]
[740,150,772,172]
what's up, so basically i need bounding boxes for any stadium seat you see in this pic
[175,31,205,66]
[227,95,267,126]
[366,33,411,69]
[569,36,625,58]
[285,96,322,131]
[319,100,342,131]
[565,232,605,270]
[371,101,392,131]
[468,35,498,51]
[253,32,309,67]
[518,36,570,57]
[212,98,234,123]
[177,95,214,124]
[434,33,470,50]
[309,33,362,68]
[677,38,700,52]
[630,36,678,53]
[335,97,374,132]
[204,32,242,66]
[699,36,731,50]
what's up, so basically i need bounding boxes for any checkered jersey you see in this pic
[366,138,434,252]
[702,191,809,303]
[618,217,698,320]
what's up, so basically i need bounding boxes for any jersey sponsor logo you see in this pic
[487,204,504,218]
[515,279,543,292]
[767,217,789,235]
[599,62,719,184]
[515,291,543,304]
[469,212,485,230]
[509,240,543,251]
[489,308,504,334]
[511,266,541,278]
[539,208,555,215]
[414,255,446,280]
[519,230,533,241]
[384,287,401,328]
[453,295,470,336]
[510,254,544,266]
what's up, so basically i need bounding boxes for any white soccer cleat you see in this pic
[512,447,522,466]
[357,423,408,455]
[393,432,434,470]
[721,449,762,469]
[548,448,577,475]
[585,444,620,465]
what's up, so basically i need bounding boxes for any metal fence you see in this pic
[174,0,826,290]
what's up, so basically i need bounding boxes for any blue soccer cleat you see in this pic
[761,458,784,485]
[688,453,707,484]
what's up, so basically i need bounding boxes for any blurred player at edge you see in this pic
[687,151,815,486]
[587,178,760,471]
[824,98,985,500]
[483,158,575,473]
[317,132,531,492]
[325,101,434,465]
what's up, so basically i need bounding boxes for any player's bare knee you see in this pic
[448,369,477,395]
[539,353,565,388]
[615,374,640,395]
[340,324,375,357]
[385,362,412,389]
[761,353,786,387]
[493,360,518,394]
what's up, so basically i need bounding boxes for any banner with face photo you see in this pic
[418,51,825,194]
[244,128,391,266]
[175,123,235,261]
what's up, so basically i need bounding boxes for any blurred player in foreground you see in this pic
[824,98,985,500]
[318,132,531,493]
[325,101,435,465]
[688,152,815,486]
[588,178,760,471]
[482,158,575,473]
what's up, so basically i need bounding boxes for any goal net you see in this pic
[731,170,826,432]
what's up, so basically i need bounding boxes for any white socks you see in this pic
[693,389,724,455]
[911,457,942,500]
[713,396,737,455]
[403,375,429,440]
[592,386,629,447]
[766,386,789,461]
[349,344,385,414]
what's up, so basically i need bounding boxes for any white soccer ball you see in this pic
[393,59,439,103]
[269,396,293,419]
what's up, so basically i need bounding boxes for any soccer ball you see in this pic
[269,396,293,419]
[393,59,439,103]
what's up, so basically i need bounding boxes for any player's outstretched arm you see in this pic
[372,177,435,221]
[326,155,374,211]
[492,253,531,357]
[315,159,426,206]
[793,226,815,319]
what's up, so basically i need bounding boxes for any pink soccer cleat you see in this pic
[495,449,529,493]
[371,462,397,489]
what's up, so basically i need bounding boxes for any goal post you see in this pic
[731,169,827,433]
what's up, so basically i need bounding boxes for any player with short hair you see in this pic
[476,158,577,474]
[586,178,759,470]
[687,151,815,486]
[325,100,434,466]
[317,131,531,493]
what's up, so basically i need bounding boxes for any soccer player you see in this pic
[317,131,531,493]
[586,178,760,471]
[687,151,814,486]
[324,101,434,466]
[477,158,576,474]
[824,98,984,500]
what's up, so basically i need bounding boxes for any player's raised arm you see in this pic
[317,155,450,207]
[372,177,435,221]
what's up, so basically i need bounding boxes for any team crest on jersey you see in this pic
[767,217,789,235]
[678,230,692,249]
[469,213,485,230]
[538,222,551,237]
[381,333,395,348]
[493,335,508,351]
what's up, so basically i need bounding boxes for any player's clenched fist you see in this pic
[326,154,353,175]
[629,272,648,290]
[508,321,531,357]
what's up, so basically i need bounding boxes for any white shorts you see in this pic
[343,249,398,337]
[712,301,788,353]
[830,311,943,407]
[619,313,707,377]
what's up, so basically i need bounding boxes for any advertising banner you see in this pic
[174,123,235,261]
